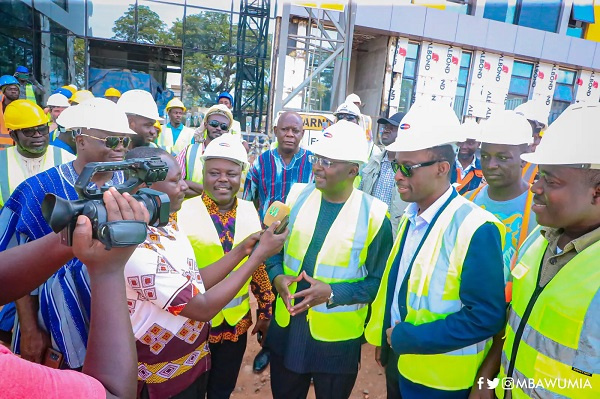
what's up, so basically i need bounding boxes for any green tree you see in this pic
[112,4,168,44]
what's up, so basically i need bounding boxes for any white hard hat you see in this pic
[47,93,70,108]
[345,93,361,105]
[201,133,249,170]
[334,102,361,118]
[514,101,549,128]
[311,120,368,164]
[386,100,463,152]
[117,89,164,122]
[477,110,533,146]
[521,103,600,168]
[56,97,136,135]
[460,118,480,141]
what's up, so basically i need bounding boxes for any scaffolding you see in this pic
[234,0,271,132]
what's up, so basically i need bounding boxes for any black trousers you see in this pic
[384,350,402,399]
[206,332,247,399]
[270,352,358,399]
[140,371,208,399]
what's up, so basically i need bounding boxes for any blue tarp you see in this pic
[88,68,174,116]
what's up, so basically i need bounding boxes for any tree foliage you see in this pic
[112,4,168,44]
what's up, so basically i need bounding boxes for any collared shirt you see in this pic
[167,122,184,145]
[201,195,274,343]
[369,152,396,210]
[538,225,600,287]
[456,155,477,179]
[0,161,124,368]
[243,148,314,221]
[125,216,210,399]
[391,185,454,326]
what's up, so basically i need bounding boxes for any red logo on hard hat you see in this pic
[399,123,411,130]
[219,143,230,147]
[323,132,333,138]
[432,53,439,62]
[577,78,584,86]
[484,62,491,71]
[452,56,459,65]
[538,71,545,79]
[502,65,509,73]
[593,81,599,89]
[398,47,407,57]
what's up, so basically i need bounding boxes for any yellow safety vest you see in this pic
[25,84,36,103]
[184,143,205,185]
[157,124,195,155]
[275,183,388,342]
[0,146,75,206]
[177,197,262,326]
[497,233,600,398]
[365,192,505,391]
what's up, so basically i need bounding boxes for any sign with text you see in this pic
[414,41,462,106]
[575,70,600,103]
[466,51,514,118]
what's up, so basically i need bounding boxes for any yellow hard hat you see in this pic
[70,90,95,105]
[62,85,77,95]
[104,87,121,98]
[4,99,49,130]
[166,97,186,112]
[154,120,162,134]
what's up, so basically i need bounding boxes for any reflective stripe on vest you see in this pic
[366,193,505,391]
[497,235,600,398]
[178,196,262,326]
[275,183,387,342]
[185,143,204,184]
[0,146,72,206]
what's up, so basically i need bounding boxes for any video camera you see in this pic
[42,157,171,249]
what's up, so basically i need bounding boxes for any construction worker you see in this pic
[359,111,408,239]
[178,133,273,399]
[2,98,136,370]
[175,104,234,198]
[104,87,122,103]
[365,101,506,399]
[153,119,161,140]
[0,99,75,206]
[514,100,549,186]
[474,103,600,398]
[46,93,70,138]
[69,90,94,106]
[0,75,20,147]
[452,119,483,195]
[117,89,163,148]
[157,97,195,155]
[333,101,361,125]
[217,92,243,136]
[54,87,73,100]
[61,84,77,98]
[266,121,392,399]
[346,93,373,148]
[14,66,45,103]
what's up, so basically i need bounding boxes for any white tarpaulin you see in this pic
[466,51,514,118]
[414,41,462,106]
[575,70,600,103]
[529,62,559,113]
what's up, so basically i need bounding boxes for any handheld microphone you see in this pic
[263,201,290,234]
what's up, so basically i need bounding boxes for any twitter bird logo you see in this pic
[487,378,500,389]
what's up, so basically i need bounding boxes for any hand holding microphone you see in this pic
[246,201,290,259]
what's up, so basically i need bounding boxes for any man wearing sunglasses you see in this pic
[266,121,392,399]
[176,104,234,198]
[333,101,361,125]
[0,98,136,372]
[366,101,506,399]
[118,89,164,149]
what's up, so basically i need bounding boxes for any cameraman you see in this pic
[14,66,45,103]
[0,188,145,399]
[124,146,288,398]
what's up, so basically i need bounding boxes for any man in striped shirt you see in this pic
[243,111,314,221]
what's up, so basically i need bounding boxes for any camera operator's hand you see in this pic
[253,222,288,260]
[72,188,149,275]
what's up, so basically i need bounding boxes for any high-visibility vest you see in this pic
[157,124,195,155]
[184,143,205,184]
[365,192,505,391]
[521,162,538,186]
[0,146,75,206]
[497,233,600,398]
[177,197,262,326]
[275,183,388,342]
[0,96,14,146]
[24,84,36,103]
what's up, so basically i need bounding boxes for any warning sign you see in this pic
[276,111,334,149]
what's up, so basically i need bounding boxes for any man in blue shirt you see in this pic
[366,101,506,399]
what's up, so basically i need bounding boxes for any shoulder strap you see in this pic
[0,149,9,204]
[187,144,201,177]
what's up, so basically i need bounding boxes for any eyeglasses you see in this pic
[336,113,357,122]
[391,160,443,177]
[309,154,349,169]
[16,125,50,137]
[80,133,131,149]
[208,120,230,131]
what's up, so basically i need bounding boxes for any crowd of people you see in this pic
[0,64,598,399]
